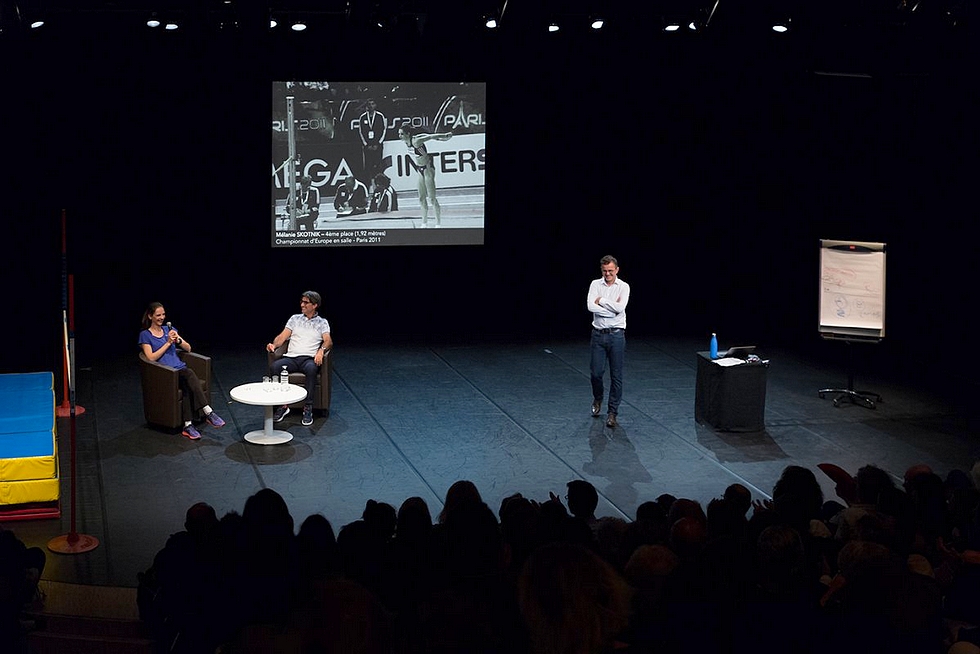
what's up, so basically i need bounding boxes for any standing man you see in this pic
[267,291,332,427]
[588,255,630,428]
[358,99,387,183]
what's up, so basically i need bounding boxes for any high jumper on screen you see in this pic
[398,126,452,228]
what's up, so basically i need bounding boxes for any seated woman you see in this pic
[139,302,224,440]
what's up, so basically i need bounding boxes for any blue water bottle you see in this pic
[710,333,718,359]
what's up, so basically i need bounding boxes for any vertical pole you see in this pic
[56,211,84,416]
[286,95,298,231]
[49,208,98,555]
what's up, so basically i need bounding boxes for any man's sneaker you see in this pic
[302,405,314,426]
[206,412,226,428]
[182,425,202,440]
[606,413,618,429]
[591,400,602,418]
[273,406,290,422]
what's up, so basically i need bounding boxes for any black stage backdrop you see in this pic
[1,16,971,401]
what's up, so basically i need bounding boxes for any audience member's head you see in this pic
[771,491,812,534]
[626,501,669,551]
[395,496,432,543]
[499,492,531,524]
[296,513,339,580]
[908,473,951,553]
[855,464,897,505]
[538,493,585,546]
[336,519,385,593]
[667,498,706,528]
[706,496,747,541]
[635,500,666,524]
[499,494,543,573]
[298,513,336,545]
[217,510,243,549]
[184,501,218,536]
[362,499,397,541]
[773,465,824,520]
[655,494,677,516]
[903,463,934,488]
[837,538,893,579]
[756,524,806,597]
[518,542,632,654]
[668,516,707,561]
[624,544,679,587]
[242,488,294,540]
[724,483,752,517]
[438,480,483,523]
[873,485,916,553]
[443,498,506,578]
[594,516,630,571]
[566,480,599,520]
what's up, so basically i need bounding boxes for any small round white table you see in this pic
[230,382,308,445]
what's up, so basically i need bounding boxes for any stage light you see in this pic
[291,20,306,31]
[591,18,604,29]
[664,23,680,31]
[146,18,160,27]
[164,21,178,30]
[485,16,497,29]
[548,22,559,32]
[772,22,789,32]
[30,19,43,28]
[269,18,278,28]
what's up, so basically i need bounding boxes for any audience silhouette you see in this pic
[11,460,980,654]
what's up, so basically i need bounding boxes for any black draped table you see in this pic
[694,351,768,432]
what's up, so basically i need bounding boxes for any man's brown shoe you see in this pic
[591,400,602,418]
[606,413,618,428]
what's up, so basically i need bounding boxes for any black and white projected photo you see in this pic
[271,81,486,248]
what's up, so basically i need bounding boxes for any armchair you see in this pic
[139,351,212,430]
[268,341,332,417]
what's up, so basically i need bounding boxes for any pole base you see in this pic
[818,388,881,410]
[47,533,99,554]
[56,404,86,417]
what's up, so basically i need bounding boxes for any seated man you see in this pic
[282,175,320,230]
[266,291,332,426]
[369,173,398,213]
[334,175,369,217]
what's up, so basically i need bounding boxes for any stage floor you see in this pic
[7,336,979,588]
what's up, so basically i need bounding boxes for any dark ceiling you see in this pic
[2,0,967,45]
[0,1,968,79]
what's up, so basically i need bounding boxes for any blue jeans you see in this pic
[270,355,318,406]
[590,329,625,415]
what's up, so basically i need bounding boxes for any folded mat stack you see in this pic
[0,371,60,520]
